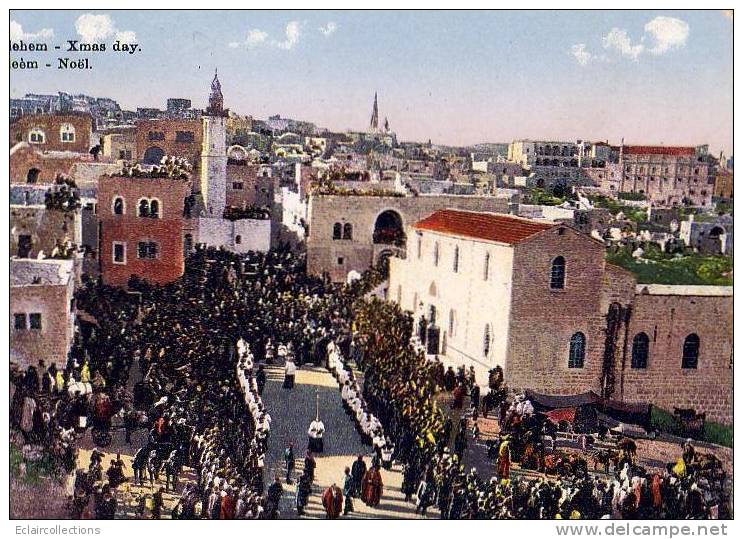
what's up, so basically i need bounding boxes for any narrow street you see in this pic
[260,362,432,519]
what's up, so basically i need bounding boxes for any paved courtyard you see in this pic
[260,363,433,519]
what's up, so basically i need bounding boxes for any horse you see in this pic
[164,450,183,492]
[132,446,149,485]
[147,449,163,484]
[590,449,620,474]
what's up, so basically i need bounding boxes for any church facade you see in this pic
[388,209,733,424]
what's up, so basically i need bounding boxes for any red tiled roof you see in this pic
[623,145,695,156]
[414,209,554,245]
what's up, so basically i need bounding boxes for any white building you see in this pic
[388,209,556,384]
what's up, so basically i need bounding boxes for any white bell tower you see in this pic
[200,69,228,217]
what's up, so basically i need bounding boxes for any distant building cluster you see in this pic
[8,75,733,425]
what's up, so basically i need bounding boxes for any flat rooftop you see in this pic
[636,284,733,297]
[10,258,74,286]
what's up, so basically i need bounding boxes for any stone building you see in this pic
[98,173,191,286]
[100,127,137,161]
[611,145,714,207]
[135,118,202,166]
[388,209,733,424]
[10,259,76,370]
[225,162,275,209]
[10,113,93,153]
[10,186,82,260]
[306,193,514,282]
[713,168,733,199]
[10,142,91,185]
[679,214,733,256]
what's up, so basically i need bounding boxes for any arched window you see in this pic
[138,199,150,217]
[28,127,45,144]
[682,334,700,369]
[568,332,585,368]
[483,252,490,280]
[332,222,342,240]
[235,235,242,244]
[453,246,459,273]
[631,332,649,369]
[449,309,456,337]
[26,168,40,184]
[483,324,491,357]
[550,256,566,289]
[113,197,125,216]
[433,242,439,266]
[60,123,76,142]
[149,199,160,219]
[343,223,353,240]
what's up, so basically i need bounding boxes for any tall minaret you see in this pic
[201,69,228,217]
[369,92,379,132]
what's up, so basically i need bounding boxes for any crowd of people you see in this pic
[10,244,732,520]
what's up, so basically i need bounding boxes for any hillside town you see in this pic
[10,63,733,522]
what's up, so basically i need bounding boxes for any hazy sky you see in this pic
[9,10,733,154]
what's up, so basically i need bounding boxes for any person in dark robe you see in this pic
[296,471,312,516]
[401,460,418,503]
[266,476,283,519]
[304,451,316,482]
[351,455,367,497]
[470,384,481,411]
[106,454,127,488]
[342,467,354,515]
[152,487,164,519]
[284,442,295,484]
[361,464,383,507]
[322,483,344,519]
[443,367,456,392]
[256,365,267,395]
[451,383,465,409]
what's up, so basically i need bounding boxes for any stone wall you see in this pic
[10,282,74,370]
[10,143,84,184]
[98,175,190,286]
[505,226,608,396]
[196,217,271,253]
[135,118,202,164]
[226,163,274,208]
[620,293,733,425]
[10,205,82,258]
[10,113,93,153]
[306,194,513,282]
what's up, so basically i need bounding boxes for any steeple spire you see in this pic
[369,92,379,131]
[207,68,225,116]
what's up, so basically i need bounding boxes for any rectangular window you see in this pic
[14,313,27,330]
[232,182,244,190]
[118,150,132,160]
[337,257,344,265]
[175,131,195,143]
[137,241,158,260]
[148,131,165,141]
[29,313,42,330]
[61,132,75,142]
[113,242,126,264]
